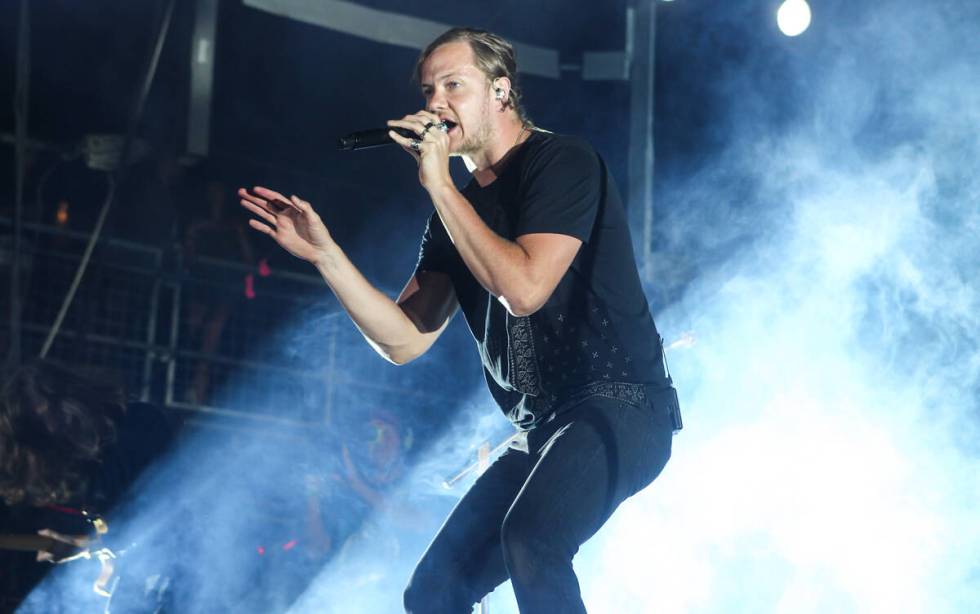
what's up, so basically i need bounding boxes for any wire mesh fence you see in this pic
[0,216,435,429]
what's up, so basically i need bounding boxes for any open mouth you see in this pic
[440,120,459,136]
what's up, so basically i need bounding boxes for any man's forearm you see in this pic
[427,183,539,314]
[313,244,426,364]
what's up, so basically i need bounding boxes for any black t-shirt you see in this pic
[417,130,669,428]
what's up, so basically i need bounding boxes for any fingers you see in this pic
[387,110,448,161]
[388,129,421,157]
[237,187,273,211]
[38,528,86,546]
[240,198,278,225]
[389,129,444,160]
[387,119,427,141]
[240,186,301,212]
[238,186,311,236]
[289,194,313,213]
[252,186,301,210]
[247,218,276,237]
[413,109,442,126]
[387,110,443,136]
[36,529,89,563]
[386,129,422,160]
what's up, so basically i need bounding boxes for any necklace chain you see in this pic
[514,123,528,147]
[488,123,529,176]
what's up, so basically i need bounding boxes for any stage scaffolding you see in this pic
[0,216,448,432]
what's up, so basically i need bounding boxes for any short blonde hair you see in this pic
[414,27,533,126]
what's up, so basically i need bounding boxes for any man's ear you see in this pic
[492,77,512,107]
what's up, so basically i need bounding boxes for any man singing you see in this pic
[239,26,681,614]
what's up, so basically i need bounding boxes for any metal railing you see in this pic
[1,216,450,430]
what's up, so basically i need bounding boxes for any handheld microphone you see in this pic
[336,121,456,151]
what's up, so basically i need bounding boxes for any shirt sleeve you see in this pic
[415,212,452,274]
[515,137,602,242]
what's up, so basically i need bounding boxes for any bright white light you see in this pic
[777,0,812,37]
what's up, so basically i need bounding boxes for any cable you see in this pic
[40,0,178,358]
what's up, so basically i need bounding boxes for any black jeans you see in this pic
[403,387,675,613]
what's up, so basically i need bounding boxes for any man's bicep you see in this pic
[397,270,458,334]
[517,140,601,241]
[518,232,582,286]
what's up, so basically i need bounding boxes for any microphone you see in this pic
[336,121,456,151]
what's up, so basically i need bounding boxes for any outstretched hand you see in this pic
[36,528,91,564]
[238,186,334,265]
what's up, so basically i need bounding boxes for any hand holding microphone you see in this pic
[373,110,456,192]
[337,118,456,151]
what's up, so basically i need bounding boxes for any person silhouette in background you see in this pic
[0,360,179,611]
[183,179,255,405]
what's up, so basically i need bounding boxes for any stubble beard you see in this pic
[453,98,495,157]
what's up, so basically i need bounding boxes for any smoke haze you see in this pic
[16,1,980,612]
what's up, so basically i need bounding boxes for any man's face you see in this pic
[419,42,495,156]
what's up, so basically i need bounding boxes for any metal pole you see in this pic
[7,0,30,370]
[165,263,184,407]
[627,0,657,283]
[40,0,177,358]
[187,0,220,157]
[141,249,164,402]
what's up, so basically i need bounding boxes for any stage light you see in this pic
[777,0,812,37]
[55,200,70,226]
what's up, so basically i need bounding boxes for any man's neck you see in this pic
[468,116,528,187]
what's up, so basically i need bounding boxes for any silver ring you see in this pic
[410,140,421,152]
